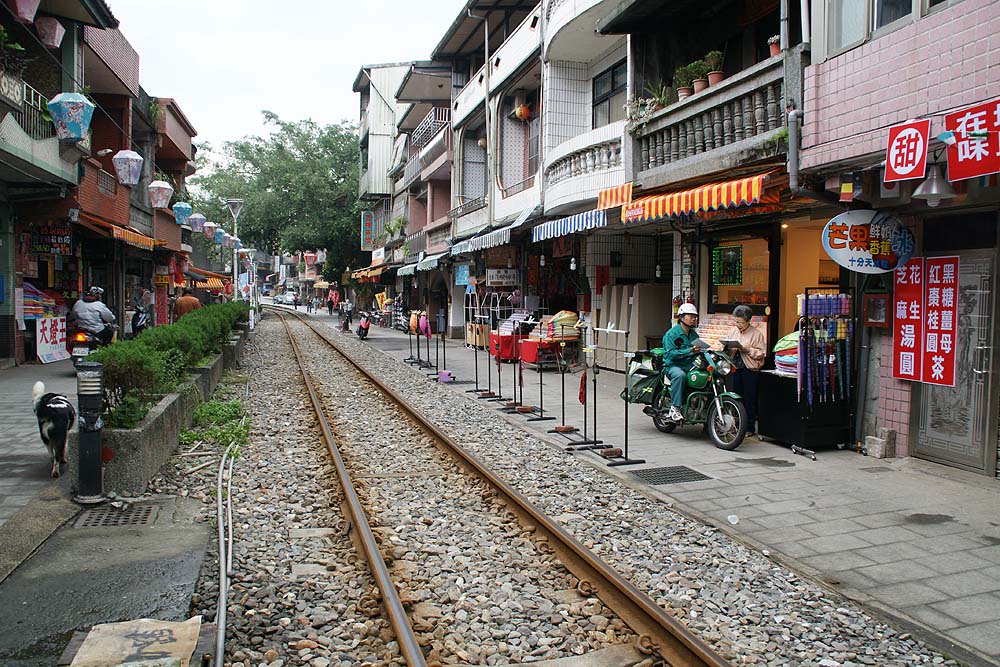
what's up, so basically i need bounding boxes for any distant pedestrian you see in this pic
[312,296,321,313]
[306,296,314,313]
[326,293,335,316]
[293,293,300,310]
[343,298,354,327]
[174,288,202,319]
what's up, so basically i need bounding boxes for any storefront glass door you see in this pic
[916,247,998,474]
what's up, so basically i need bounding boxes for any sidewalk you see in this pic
[311,315,1000,666]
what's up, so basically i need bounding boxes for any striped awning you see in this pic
[470,225,513,251]
[416,252,446,272]
[197,277,226,291]
[397,263,418,276]
[532,209,606,243]
[111,225,159,251]
[450,239,473,256]
[622,173,774,224]
[597,183,633,210]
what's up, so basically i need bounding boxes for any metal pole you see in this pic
[608,331,645,467]
[74,362,105,504]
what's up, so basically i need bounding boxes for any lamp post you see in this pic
[226,199,244,300]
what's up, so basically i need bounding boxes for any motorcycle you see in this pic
[69,324,118,368]
[628,347,748,450]
[131,308,150,338]
[356,312,371,340]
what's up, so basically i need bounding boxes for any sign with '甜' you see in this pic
[822,210,915,274]
[884,119,931,183]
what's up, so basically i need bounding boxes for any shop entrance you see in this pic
[915,215,999,476]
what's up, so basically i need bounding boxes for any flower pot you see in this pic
[676,86,693,100]
[692,78,708,93]
[708,71,725,85]
[769,42,781,57]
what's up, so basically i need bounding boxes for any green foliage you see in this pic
[188,112,367,279]
[90,339,173,412]
[194,399,243,427]
[643,81,674,107]
[0,26,28,77]
[673,65,694,89]
[192,400,249,450]
[688,60,711,81]
[705,50,724,72]
[106,394,152,430]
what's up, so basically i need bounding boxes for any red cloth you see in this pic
[579,374,587,404]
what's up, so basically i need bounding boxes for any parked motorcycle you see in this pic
[627,347,748,450]
[69,324,118,368]
[131,308,150,338]
[356,312,371,340]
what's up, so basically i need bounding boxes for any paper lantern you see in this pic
[35,17,65,48]
[112,149,143,187]
[213,228,225,245]
[187,213,206,233]
[223,232,233,248]
[47,93,95,143]
[7,0,40,23]
[514,104,531,121]
[233,238,242,250]
[203,220,217,240]
[172,202,192,225]
[148,180,174,209]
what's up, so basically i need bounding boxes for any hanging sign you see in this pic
[454,264,470,286]
[892,258,924,381]
[360,211,374,251]
[884,119,931,183]
[822,210,915,273]
[944,98,1000,182]
[486,268,519,286]
[921,256,959,387]
[31,223,73,255]
[36,316,69,363]
[372,247,385,264]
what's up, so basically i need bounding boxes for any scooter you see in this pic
[131,308,149,338]
[629,347,748,450]
[356,312,371,340]
[69,324,118,368]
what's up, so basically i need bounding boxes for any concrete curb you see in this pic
[0,480,78,584]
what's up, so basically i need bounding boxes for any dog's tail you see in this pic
[32,381,45,406]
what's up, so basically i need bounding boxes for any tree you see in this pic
[189,111,369,279]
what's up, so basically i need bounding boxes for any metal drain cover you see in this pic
[631,466,712,485]
[75,504,159,528]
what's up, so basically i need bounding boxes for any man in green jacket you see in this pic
[661,302,703,422]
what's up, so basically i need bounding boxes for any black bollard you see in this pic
[75,361,105,504]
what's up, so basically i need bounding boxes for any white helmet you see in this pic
[677,303,699,317]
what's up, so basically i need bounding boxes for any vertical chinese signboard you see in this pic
[944,98,1000,182]
[36,316,69,363]
[922,257,959,386]
[892,258,924,381]
[892,256,960,386]
[360,211,374,251]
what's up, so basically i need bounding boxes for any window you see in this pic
[709,237,770,314]
[592,60,627,129]
[828,0,912,53]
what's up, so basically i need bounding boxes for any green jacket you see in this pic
[662,323,699,371]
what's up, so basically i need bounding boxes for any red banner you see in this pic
[944,98,1000,182]
[892,258,924,381]
[921,256,959,386]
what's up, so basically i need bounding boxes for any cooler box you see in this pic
[466,322,488,347]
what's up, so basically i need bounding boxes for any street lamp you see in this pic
[226,199,244,300]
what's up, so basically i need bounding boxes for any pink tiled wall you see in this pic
[800,0,1000,170]
[875,332,912,455]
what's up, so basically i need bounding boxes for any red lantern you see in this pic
[7,0,40,23]
[35,17,65,48]
[514,104,531,121]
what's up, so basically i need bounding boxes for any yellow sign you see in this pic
[153,275,170,286]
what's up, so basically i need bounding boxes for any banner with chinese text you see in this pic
[36,316,69,363]
[892,258,924,381]
[921,257,959,386]
[944,98,1000,181]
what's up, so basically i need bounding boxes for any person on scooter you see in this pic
[71,286,116,345]
[661,302,703,422]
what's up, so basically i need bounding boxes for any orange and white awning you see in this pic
[111,225,158,251]
[622,172,777,224]
[597,183,633,210]
[197,277,226,291]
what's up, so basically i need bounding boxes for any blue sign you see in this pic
[821,209,915,274]
[454,264,470,286]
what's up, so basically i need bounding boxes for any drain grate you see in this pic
[631,466,712,485]
[75,504,159,528]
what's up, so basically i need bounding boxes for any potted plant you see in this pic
[624,97,658,137]
[689,60,711,93]
[705,50,725,85]
[768,35,781,57]
[673,65,694,100]
[643,81,674,109]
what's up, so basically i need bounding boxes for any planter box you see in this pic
[223,328,246,370]
[187,352,224,401]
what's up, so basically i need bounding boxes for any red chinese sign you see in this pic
[944,98,1000,181]
[360,211,374,251]
[884,119,930,182]
[37,316,69,363]
[892,258,924,381]
[892,256,960,386]
[921,256,959,387]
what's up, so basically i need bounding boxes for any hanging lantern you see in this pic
[172,201,192,225]
[47,93,95,143]
[148,180,174,209]
[189,214,206,233]
[223,232,233,248]
[112,149,143,187]
[514,104,531,121]
[35,17,65,48]
[203,220,217,240]
[178,257,189,275]
[213,228,225,245]
[476,136,487,149]
[7,0,41,23]
[233,238,241,251]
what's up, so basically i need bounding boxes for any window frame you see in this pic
[592,59,628,130]
[825,0,926,59]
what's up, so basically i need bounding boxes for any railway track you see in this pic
[270,306,732,667]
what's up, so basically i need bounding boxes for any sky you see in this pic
[108,1,463,150]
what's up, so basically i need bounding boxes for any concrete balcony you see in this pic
[403,128,452,188]
[545,120,624,214]
[0,81,84,186]
[411,107,449,151]
[633,50,797,190]
[448,197,488,238]
[545,0,618,59]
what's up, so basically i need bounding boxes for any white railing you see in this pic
[411,107,450,151]
[546,139,621,186]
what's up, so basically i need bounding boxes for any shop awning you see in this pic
[622,172,776,224]
[77,213,165,251]
[532,209,607,243]
[466,204,543,252]
[597,183,633,210]
[368,265,388,278]
[184,269,208,282]
[314,281,330,289]
[197,277,226,291]
[397,263,418,276]
[416,252,446,272]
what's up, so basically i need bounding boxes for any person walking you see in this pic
[723,304,767,437]
[174,288,202,319]
[343,298,354,328]
[312,296,321,313]
[293,293,300,310]
[326,292,335,316]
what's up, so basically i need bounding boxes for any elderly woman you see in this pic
[724,304,767,436]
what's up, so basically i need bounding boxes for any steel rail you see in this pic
[277,312,427,667]
[272,307,732,667]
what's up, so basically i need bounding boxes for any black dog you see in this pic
[32,381,76,478]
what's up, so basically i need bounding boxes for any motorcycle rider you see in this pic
[71,286,116,345]
[661,302,703,422]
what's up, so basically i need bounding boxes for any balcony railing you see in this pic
[546,139,621,186]
[97,169,117,197]
[12,83,55,141]
[403,127,452,188]
[447,196,487,220]
[636,56,785,175]
[501,175,535,198]
[411,107,449,151]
